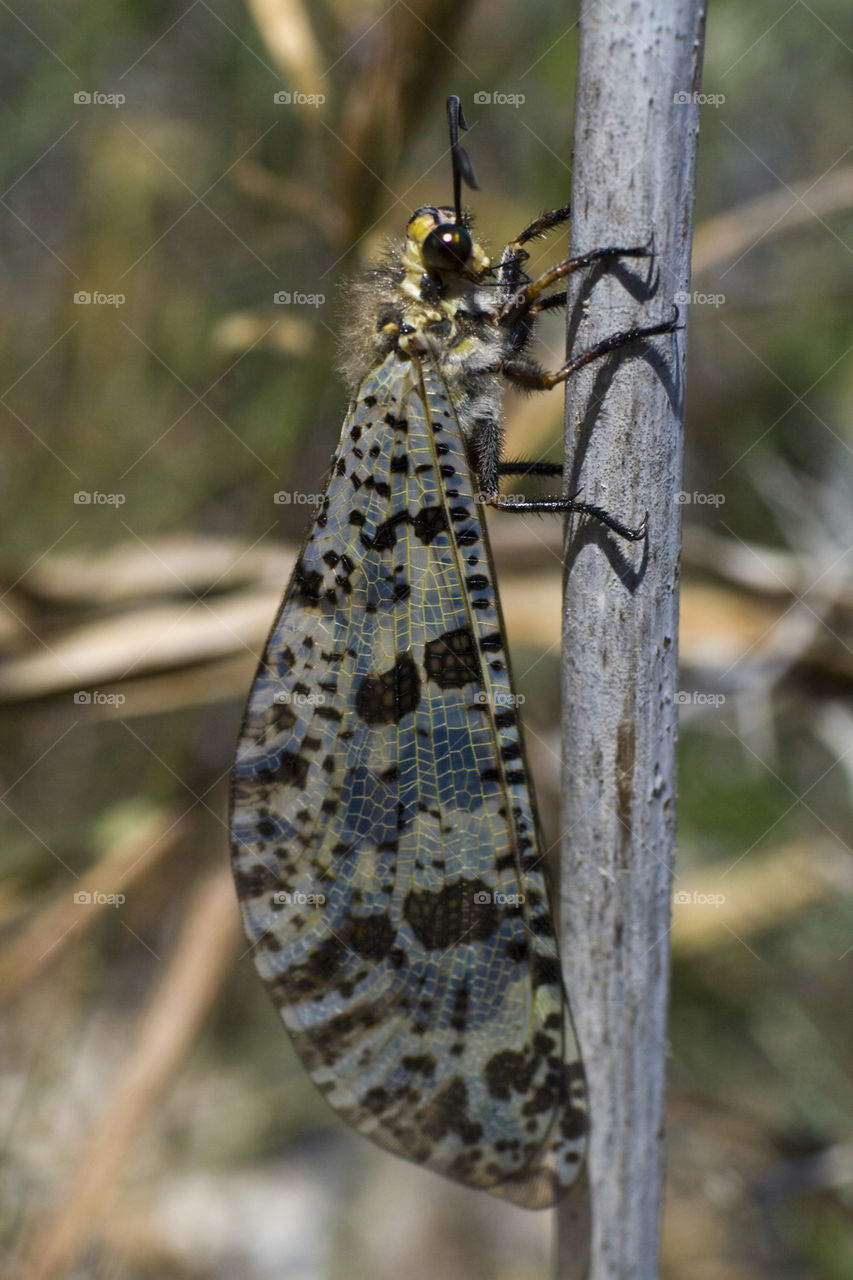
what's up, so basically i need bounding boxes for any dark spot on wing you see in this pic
[420,1077,483,1146]
[354,653,421,725]
[412,505,448,545]
[423,626,483,689]
[291,559,324,603]
[403,879,498,949]
[264,749,309,789]
[349,913,396,961]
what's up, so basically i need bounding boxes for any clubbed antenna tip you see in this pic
[447,95,479,222]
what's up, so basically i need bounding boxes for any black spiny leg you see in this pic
[502,310,679,391]
[492,490,648,542]
[499,206,573,291]
[511,206,573,247]
[501,244,652,326]
[491,462,647,541]
[527,291,569,318]
[498,461,563,479]
[480,310,679,540]
[488,219,678,538]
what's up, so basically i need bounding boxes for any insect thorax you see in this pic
[339,206,510,444]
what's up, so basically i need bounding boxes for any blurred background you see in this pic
[2,2,852,1277]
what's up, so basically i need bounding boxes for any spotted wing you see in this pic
[230,350,587,1207]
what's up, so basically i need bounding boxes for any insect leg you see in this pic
[527,291,568,317]
[510,205,572,248]
[497,461,563,478]
[487,310,678,537]
[470,422,565,499]
[492,491,649,541]
[469,415,502,498]
[489,458,645,540]
[476,444,646,540]
[502,244,652,322]
[499,206,573,291]
[502,310,679,391]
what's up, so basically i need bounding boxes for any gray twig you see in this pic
[557,4,706,1277]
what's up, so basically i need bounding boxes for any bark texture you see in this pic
[557,4,706,1277]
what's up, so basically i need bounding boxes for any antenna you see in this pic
[446,95,479,222]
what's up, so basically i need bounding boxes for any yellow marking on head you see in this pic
[404,209,491,280]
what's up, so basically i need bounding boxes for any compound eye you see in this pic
[422,224,472,271]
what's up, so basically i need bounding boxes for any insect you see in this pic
[230,98,675,1208]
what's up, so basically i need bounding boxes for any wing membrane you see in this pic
[231,350,586,1206]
